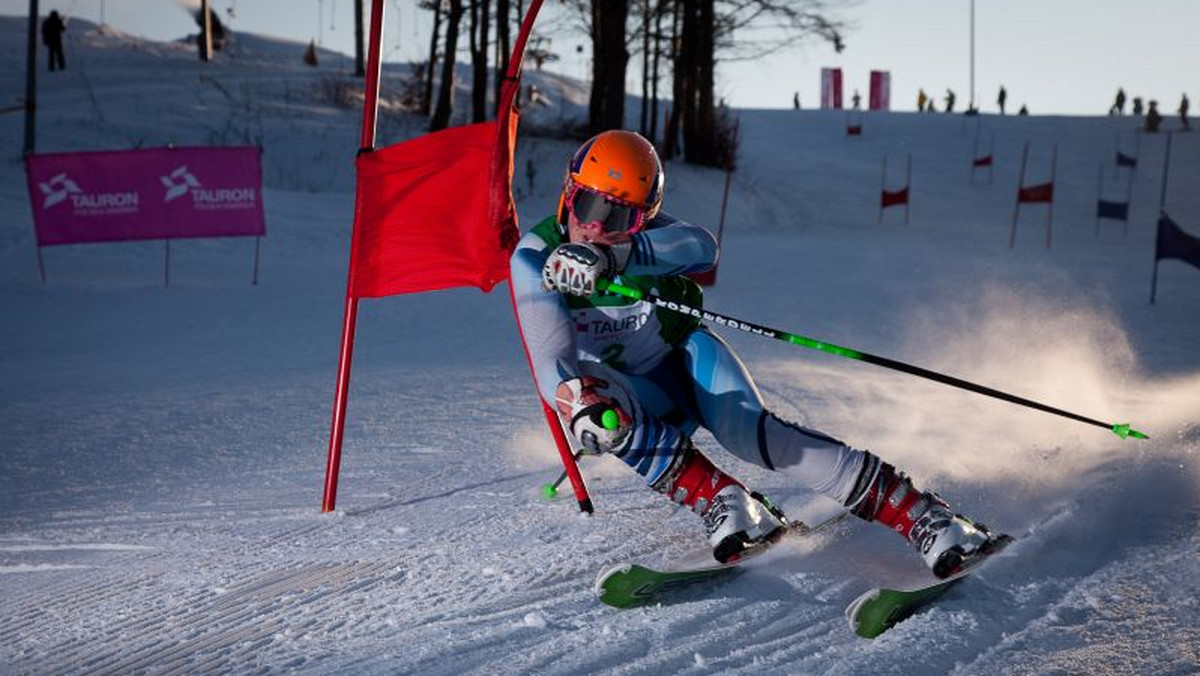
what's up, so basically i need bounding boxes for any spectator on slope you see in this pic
[42,10,66,72]
[1110,88,1126,115]
[511,130,1007,576]
[1145,100,1162,132]
[997,86,1007,115]
[1179,94,1190,131]
[944,89,956,113]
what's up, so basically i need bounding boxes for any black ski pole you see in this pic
[598,279,1148,441]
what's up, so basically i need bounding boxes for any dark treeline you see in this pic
[421,0,846,167]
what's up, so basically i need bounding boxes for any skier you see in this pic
[511,130,1000,578]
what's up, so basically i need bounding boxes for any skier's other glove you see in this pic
[554,376,633,453]
[542,242,614,297]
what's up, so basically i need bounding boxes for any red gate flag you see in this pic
[973,154,993,168]
[1018,182,1054,203]
[1096,199,1129,222]
[1156,213,1200,269]
[869,70,890,111]
[821,68,843,109]
[25,146,264,246]
[881,187,909,208]
[349,107,519,298]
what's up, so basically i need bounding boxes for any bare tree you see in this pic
[469,0,492,123]
[649,0,666,144]
[675,0,848,164]
[431,0,465,131]
[589,0,629,135]
[420,0,443,117]
[495,0,511,110]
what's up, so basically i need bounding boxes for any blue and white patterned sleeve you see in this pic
[623,211,718,277]
[510,229,581,404]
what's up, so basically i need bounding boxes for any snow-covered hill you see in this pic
[1,17,1198,675]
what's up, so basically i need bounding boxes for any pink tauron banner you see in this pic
[25,146,265,246]
[821,68,843,109]
[869,70,891,111]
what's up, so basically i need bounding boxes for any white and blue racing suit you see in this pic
[511,213,874,506]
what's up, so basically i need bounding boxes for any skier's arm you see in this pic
[621,211,718,277]
[510,231,583,404]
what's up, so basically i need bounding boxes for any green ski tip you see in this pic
[541,483,558,500]
[1112,423,1149,440]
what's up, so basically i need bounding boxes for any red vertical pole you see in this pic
[1010,141,1029,249]
[988,135,995,184]
[905,152,912,225]
[252,236,261,285]
[1046,143,1057,249]
[502,0,589,511]
[322,0,387,513]
[692,117,737,287]
[877,153,886,224]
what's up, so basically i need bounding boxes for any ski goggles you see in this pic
[566,182,648,234]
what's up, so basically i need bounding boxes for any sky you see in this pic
[3,0,1197,116]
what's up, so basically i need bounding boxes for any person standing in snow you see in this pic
[511,130,1001,577]
[1110,88,1126,116]
[1145,100,1162,132]
[1179,94,1190,131]
[944,89,956,113]
[997,86,1007,115]
[42,10,66,72]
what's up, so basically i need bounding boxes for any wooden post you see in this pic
[199,0,213,62]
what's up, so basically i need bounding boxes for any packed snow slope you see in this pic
[1,17,1198,676]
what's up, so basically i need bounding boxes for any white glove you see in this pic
[542,242,613,297]
[554,376,634,453]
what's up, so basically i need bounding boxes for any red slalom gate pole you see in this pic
[322,0,386,513]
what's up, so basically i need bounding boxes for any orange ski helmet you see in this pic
[557,130,664,235]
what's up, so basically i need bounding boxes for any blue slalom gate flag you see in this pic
[1097,200,1129,222]
[1156,213,1200,269]
[1116,151,1138,168]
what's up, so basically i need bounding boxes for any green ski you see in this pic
[845,534,1014,638]
[595,513,847,609]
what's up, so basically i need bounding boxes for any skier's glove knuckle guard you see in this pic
[554,376,633,453]
[541,243,613,297]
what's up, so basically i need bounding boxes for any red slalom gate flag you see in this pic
[973,154,993,168]
[1018,182,1054,204]
[1156,213,1200,269]
[880,187,909,208]
[348,87,520,298]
